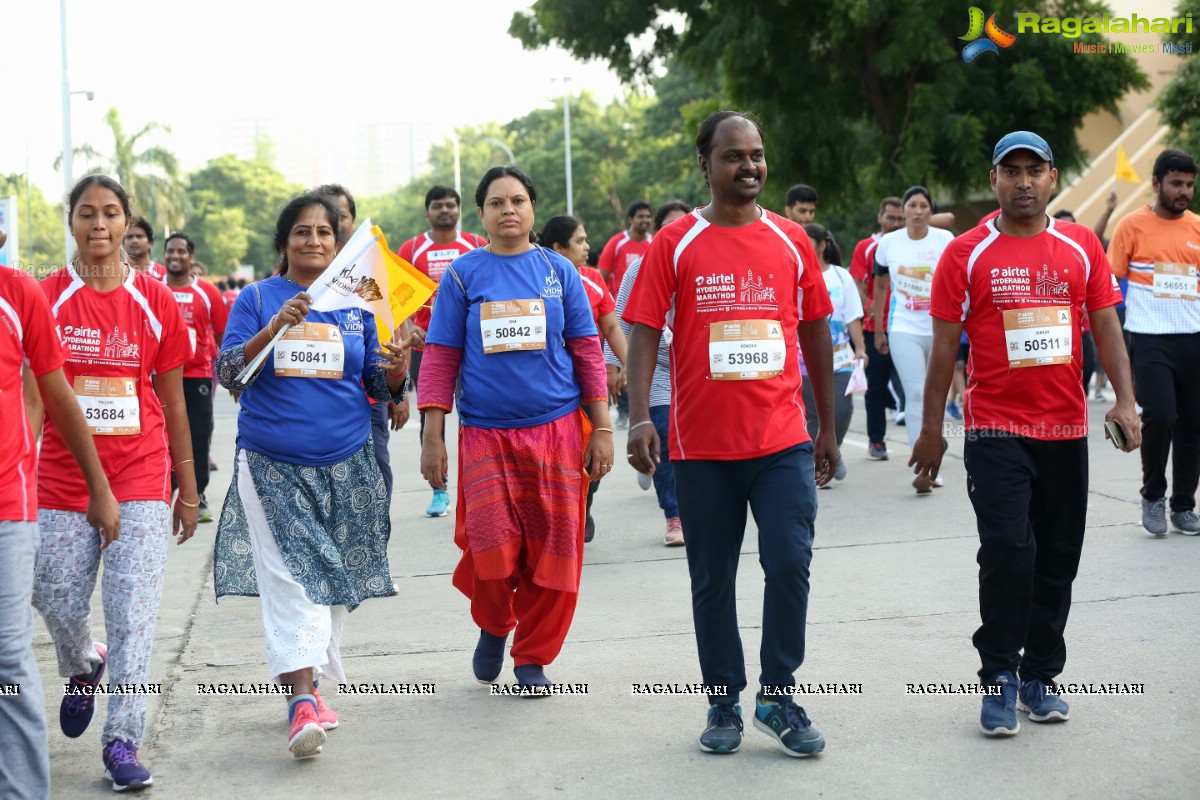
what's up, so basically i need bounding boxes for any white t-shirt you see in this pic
[799,264,863,375]
[874,227,954,336]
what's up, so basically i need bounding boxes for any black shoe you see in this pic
[584,514,595,543]
[473,629,508,683]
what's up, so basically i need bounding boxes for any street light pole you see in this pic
[561,77,573,216]
[60,0,74,260]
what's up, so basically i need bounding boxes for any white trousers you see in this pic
[889,331,934,448]
[237,451,348,684]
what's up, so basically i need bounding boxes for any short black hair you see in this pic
[475,166,537,209]
[314,184,356,221]
[695,111,763,160]
[902,185,935,212]
[1153,149,1198,182]
[129,215,154,242]
[803,223,842,266]
[654,199,691,231]
[69,175,132,223]
[273,192,339,275]
[879,196,902,212]
[165,231,195,254]
[1052,210,1076,222]
[425,185,461,209]
[786,184,818,206]
[626,200,652,219]
[538,216,582,251]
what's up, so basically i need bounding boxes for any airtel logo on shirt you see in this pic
[694,273,735,286]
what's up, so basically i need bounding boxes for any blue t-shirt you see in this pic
[426,246,597,428]
[223,276,380,465]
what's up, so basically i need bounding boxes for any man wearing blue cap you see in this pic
[910,131,1141,736]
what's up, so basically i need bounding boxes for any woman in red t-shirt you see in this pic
[28,175,197,792]
[540,215,628,542]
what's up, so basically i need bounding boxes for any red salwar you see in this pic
[452,410,593,667]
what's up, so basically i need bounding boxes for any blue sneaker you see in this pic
[754,694,825,757]
[426,488,450,517]
[473,629,508,684]
[513,664,552,697]
[699,704,743,754]
[946,401,962,420]
[102,739,153,791]
[980,671,1020,736]
[1018,679,1070,722]
[61,642,107,738]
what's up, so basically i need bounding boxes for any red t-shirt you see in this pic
[930,217,1122,440]
[397,231,488,335]
[132,261,167,280]
[0,266,69,521]
[164,277,228,378]
[624,208,833,460]
[579,265,615,327]
[848,233,891,333]
[597,231,653,294]
[222,289,239,308]
[39,266,190,511]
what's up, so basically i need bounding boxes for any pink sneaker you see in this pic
[664,517,685,546]
[288,697,326,758]
[313,687,339,730]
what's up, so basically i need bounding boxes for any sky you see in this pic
[2,0,630,200]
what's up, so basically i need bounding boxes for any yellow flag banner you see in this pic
[1115,145,1141,184]
[309,219,436,344]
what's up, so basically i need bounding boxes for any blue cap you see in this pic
[992,131,1053,165]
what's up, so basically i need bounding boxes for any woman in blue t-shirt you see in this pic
[417,166,614,694]
[214,191,410,758]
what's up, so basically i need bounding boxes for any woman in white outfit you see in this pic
[872,186,955,494]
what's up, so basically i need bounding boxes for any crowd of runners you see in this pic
[1,110,1197,796]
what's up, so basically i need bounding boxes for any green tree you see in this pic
[0,174,66,272]
[64,107,188,236]
[187,154,300,276]
[512,0,1147,213]
[187,190,250,272]
[1157,0,1200,159]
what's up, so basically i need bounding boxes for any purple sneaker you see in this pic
[61,642,107,738]
[102,739,153,791]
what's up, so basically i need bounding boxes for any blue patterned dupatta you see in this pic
[214,442,392,611]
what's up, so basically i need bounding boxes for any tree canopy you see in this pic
[512,0,1148,213]
[1157,0,1200,160]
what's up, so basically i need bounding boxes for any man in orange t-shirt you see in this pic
[1107,149,1200,536]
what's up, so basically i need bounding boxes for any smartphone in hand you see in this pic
[1104,420,1127,450]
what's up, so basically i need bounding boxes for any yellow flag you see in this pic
[309,219,436,345]
[373,226,436,339]
[1115,145,1140,184]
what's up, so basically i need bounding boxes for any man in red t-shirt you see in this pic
[849,197,906,458]
[1,249,119,800]
[397,186,487,517]
[163,232,227,522]
[598,201,653,427]
[597,200,653,295]
[124,217,166,279]
[625,112,835,758]
[912,131,1140,737]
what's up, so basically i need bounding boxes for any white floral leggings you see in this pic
[32,501,169,746]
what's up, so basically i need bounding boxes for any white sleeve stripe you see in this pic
[965,222,1002,284]
[672,213,710,275]
[1045,219,1092,280]
[412,234,434,261]
[193,281,212,313]
[0,295,23,343]
[123,277,164,340]
[581,274,604,295]
[50,268,87,317]
[455,234,479,251]
[758,215,803,272]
